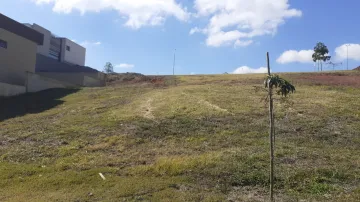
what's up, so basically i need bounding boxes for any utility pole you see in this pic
[346,44,350,70]
[326,62,342,71]
[173,49,176,76]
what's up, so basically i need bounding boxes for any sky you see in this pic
[1,0,360,75]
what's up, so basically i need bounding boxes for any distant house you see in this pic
[24,23,105,87]
[24,23,86,66]
[0,13,104,97]
[0,13,44,87]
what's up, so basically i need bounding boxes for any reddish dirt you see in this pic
[106,73,167,87]
[290,73,360,87]
[149,77,166,87]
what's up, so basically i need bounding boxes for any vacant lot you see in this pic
[0,72,359,201]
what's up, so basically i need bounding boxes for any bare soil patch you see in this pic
[290,73,360,87]
[142,98,155,120]
[106,72,167,87]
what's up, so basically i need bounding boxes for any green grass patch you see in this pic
[0,72,359,201]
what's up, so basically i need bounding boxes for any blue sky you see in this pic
[1,0,360,75]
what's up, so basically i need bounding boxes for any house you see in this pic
[0,13,44,86]
[0,13,104,97]
[0,13,45,96]
[24,23,86,66]
[24,23,105,87]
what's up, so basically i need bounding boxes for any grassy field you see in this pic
[0,72,359,201]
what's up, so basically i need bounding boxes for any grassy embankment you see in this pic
[0,72,359,201]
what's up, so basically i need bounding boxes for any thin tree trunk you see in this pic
[267,52,275,202]
[273,112,275,148]
[321,61,323,71]
[273,111,276,185]
[317,60,318,71]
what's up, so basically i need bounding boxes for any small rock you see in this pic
[169,184,180,189]
[88,192,93,197]
[135,196,144,200]
[324,194,331,198]
[294,127,302,132]
[60,141,68,145]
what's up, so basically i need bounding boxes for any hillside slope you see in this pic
[0,72,359,201]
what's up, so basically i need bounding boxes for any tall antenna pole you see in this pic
[346,44,350,70]
[173,49,176,76]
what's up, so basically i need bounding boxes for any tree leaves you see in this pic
[312,42,331,62]
[104,62,114,73]
[264,75,295,97]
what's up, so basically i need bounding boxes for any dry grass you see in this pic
[0,71,359,201]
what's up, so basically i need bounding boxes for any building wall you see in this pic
[37,72,105,87]
[83,72,103,80]
[37,72,85,86]
[36,53,95,73]
[83,76,102,87]
[26,72,75,93]
[35,54,105,87]
[83,72,106,86]
[0,72,78,97]
[0,28,37,86]
[63,39,86,66]
[0,82,26,97]
[29,24,51,57]
[97,72,106,81]
[1,72,78,97]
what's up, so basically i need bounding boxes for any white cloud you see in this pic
[189,27,201,35]
[335,44,360,61]
[192,0,302,47]
[190,72,196,75]
[80,41,102,47]
[277,49,314,64]
[115,63,135,69]
[31,0,189,29]
[232,66,267,74]
[234,40,253,47]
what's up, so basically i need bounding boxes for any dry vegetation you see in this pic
[105,72,168,87]
[0,72,359,201]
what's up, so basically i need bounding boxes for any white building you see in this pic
[24,23,86,66]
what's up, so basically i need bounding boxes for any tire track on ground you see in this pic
[182,92,234,115]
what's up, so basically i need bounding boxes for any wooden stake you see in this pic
[267,52,275,202]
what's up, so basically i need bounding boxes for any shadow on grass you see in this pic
[0,88,79,121]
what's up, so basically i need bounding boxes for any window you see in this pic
[0,39,7,49]
[49,49,60,60]
[66,45,70,51]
